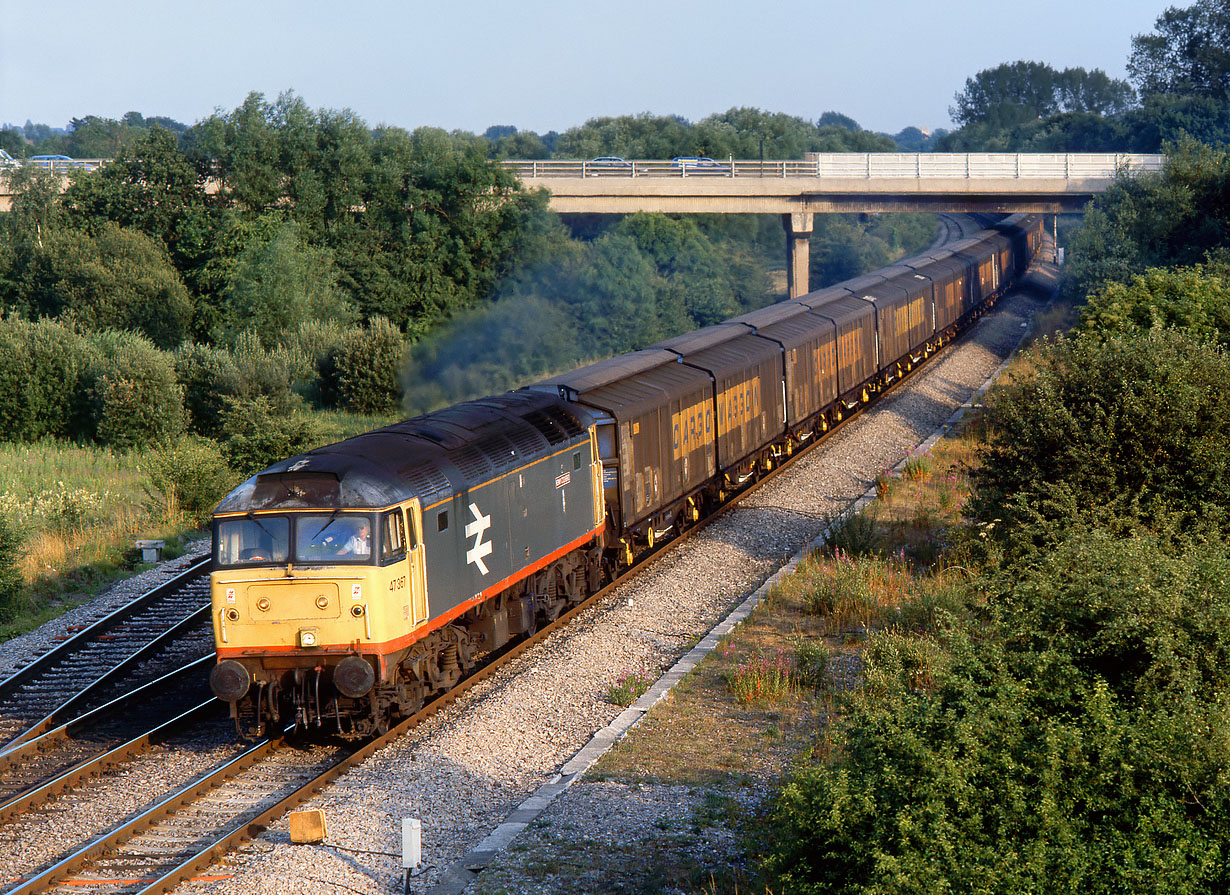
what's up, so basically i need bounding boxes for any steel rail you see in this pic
[0,556,210,700]
[0,698,220,825]
[0,656,219,820]
[0,602,212,751]
[4,735,280,895]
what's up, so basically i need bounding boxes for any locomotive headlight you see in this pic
[225,608,240,621]
[350,605,365,618]
[256,598,271,612]
[316,595,330,610]
[299,628,319,647]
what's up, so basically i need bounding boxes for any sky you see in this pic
[1,0,1171,139]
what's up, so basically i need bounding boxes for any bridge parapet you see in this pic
[503,153,1165,181]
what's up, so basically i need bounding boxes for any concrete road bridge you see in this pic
[504,152,1164,295]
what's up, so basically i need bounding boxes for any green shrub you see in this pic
[1079,263,1230,348]
[969,329,1230,544]
[822,504,882,557]
[23,222,194,349]
[79,330,186,449]
[218,395,324,477]
[144,437,239,525]
[174,342,243,438]
[0,316,89,442]
[282,318,351,405]
[329,317,405,414]
[793,639,829,689]
[760,527,1230,895]
[231,329,303,415]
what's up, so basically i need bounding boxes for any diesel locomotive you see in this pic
[208,214,1044,738]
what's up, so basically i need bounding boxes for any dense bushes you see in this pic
[0,318,187,449]
[82,330,186,449]
[0,316,88,441]
[144,438,238,525]
[217,396,323,477]
[18,223,194,349]
[328,317,405,414]
[1079,262,1230,347]
[762,528,1230,895]
[968,328,1230,544]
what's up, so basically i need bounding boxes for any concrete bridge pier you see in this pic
[783,212,813,298]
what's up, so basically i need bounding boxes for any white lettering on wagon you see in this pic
[465,502,493,575]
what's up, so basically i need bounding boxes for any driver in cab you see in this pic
[339,519,371,558]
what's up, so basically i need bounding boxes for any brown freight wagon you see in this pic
[532,350,715,540]
[877,266,936,365]
[948,236,1001,313]
[794,289,877,408]
[653,326,787,480]
[745,312,839,435]
[905,251,967,336]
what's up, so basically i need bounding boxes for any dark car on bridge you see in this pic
[585,156,634,176]
[672,156,732,175]
[29,155,85,171]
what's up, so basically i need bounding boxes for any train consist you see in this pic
[208,214,1044,738]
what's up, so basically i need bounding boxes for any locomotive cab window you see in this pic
[573,451,581,470]
[215,516,289,566]
[380,510,407,564]
[294,514,373,562]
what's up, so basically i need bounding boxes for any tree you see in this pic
[968,328,1230,542]
[1054,67,1137,115]
[21,223,194,348]
[1079,262,1230,347]
[551,113,694,159]
[220,219,356,346]
[950,61,1134,127]
[1129,0,1230,99]
[1065,140,1230,298]
[61,125,213,294]
[817,111,860,131]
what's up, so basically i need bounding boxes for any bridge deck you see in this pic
[503,153,1165,214]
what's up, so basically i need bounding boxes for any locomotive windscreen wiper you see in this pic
[246,512,280,540]
[308,509,343,542]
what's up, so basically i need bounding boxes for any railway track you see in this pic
[0,658,222,824]
[1,216,1004,893]
[0,557,232,880]
[0,559,213,751]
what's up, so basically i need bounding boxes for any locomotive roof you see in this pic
[214,391,592,514]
